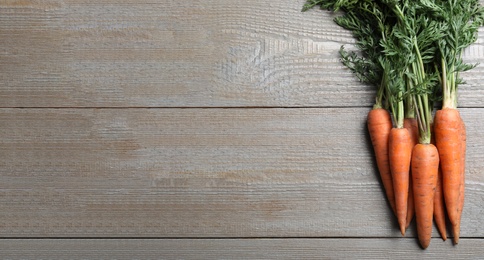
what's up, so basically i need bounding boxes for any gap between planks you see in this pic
[0,236,479,240]
[0,106,370,109]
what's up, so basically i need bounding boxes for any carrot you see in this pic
[434,108,465,244]
[404,117,418,228]
[430,123,447,241]
[434,166,447,241]
[405,30,438,248]
[430,0,482,245]
[367,108,395,215]
[412,143,439,249]
[389,127,413,235]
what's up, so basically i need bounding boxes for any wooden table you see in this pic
[1,0,484,258]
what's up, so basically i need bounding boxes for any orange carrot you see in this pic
[412,143,439,249]
[389,127,413,235]
[367,108,395,215]
[434,108,465,244]
[404,118,418,228]
[431,123,447,241]
[434,166,447,241]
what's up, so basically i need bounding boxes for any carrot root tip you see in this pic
[400,223,406,236]
[442,236,447,241]
[420,240,430,250]
[453,223,460,245]
[453,233,459,245]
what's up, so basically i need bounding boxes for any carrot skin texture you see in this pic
[367,108,396,215]
[412,143,439,249]
[431,124,447,241]
[434,109,464,244]
[434,167,447,241]
[389,128,413,236]
[404,118,418,228]
[455,116,467,244]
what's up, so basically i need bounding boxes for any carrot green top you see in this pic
[427,0,484,109]
[302,0,484,143]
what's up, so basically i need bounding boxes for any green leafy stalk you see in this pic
[428,0,484,109]
[301,0,483,137]
[399,5,443,144]
[303,0,398,116]
[335,2,392,110]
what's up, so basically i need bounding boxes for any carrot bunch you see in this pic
[303,0,484,249]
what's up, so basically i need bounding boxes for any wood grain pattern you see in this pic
[0,108,483,238]
[2,239,484,259]
[1,0,484,108]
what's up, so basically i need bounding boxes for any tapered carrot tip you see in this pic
[420,239,430,250]
[440,220,447,241]
[405,221,411,230]
[453,223,460,244]
[400,223,406,236]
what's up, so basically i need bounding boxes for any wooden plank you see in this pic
[0,108,483,237]
[2,238,484,259]
[1,0,484,108]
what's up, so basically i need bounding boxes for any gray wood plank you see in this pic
[1,0,484,108]
[2,238,484,259]
[0,108,483,237]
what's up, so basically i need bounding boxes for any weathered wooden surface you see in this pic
[0,107,384,237]
[1,0,484,108]
[2,239,484,259]
[2,0,484,258]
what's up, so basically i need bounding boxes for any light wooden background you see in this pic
[1,0,484,258]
